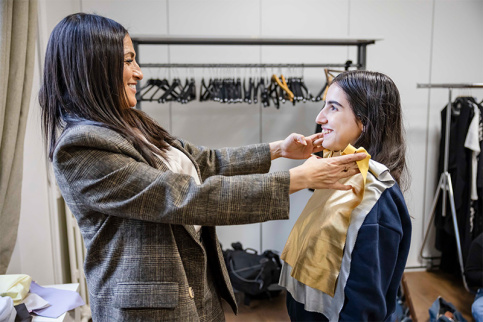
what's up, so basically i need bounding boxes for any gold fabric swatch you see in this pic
[281,145,370,297]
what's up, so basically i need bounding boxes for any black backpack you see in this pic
[223,242,282,304]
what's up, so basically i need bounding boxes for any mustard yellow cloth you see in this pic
[0,274,32,305]
[281,145,370,297]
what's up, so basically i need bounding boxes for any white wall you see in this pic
[8,0,483,282]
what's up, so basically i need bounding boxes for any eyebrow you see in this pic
[326,100,344,108]
[124,51,135,58]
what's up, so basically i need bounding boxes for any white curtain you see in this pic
[0,0,38,274]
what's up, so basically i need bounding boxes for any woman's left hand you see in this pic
[270,133,325,160]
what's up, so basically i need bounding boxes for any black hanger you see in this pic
[252,78,259,104]
[158,78,181,103]
[147,79,169,102]
[267,80,280,109]
[136,78,157,101]
[200,78,213,102]
[299,78,313,102]
[244,78,254,104]
[177,78,196,104]
[344,60,352,71]
[259,78,270,108]
[235,78,243,103]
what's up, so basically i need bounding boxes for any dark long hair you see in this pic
[39,13,174,167]
[332,70,408,189]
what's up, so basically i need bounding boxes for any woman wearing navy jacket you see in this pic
[280,70,412,321]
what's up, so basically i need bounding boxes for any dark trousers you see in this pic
[286,291,329,321]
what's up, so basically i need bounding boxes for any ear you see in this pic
[357,119,364,133]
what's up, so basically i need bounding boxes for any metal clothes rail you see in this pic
[418,82,483,293]
[131,36,378,109]
[138,63,358,69]
[131,36,377,69]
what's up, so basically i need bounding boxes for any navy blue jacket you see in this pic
[340,184,412,321]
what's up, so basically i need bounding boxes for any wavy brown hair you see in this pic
[332,70,408,189]
[39,13,174,167]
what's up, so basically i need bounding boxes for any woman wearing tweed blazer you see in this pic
[39,13,366,321]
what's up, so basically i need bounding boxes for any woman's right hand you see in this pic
[288,153,367,194]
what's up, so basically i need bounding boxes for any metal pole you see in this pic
[357,44,367,70]
[420,174,444,260]
[446,174,471,292]
[441,88,452,217]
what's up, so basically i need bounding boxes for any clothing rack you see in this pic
[418,82,483,293]
[131,36,378,109]
[138,63,356,69]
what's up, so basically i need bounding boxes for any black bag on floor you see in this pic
[223,242,282,304]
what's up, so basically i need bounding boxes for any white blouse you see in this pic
[143,136,202,232]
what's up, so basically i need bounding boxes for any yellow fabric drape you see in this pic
[281,145,370,297]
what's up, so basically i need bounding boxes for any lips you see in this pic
[128,84,136,93]
[321,128,333,135]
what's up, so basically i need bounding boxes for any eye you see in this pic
[124,59,133,65]
[329,105,338,111]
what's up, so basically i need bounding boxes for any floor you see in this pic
[403,270,476,321]
[223,291,290,322]
[222,271,477,321]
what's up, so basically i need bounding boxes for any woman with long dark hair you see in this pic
[39,13,366,321]
[280,70,412,321]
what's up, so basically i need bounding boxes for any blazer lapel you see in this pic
[184,224,202,244]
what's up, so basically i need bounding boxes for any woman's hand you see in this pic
[288,153,367,194]
[269,133,325,160]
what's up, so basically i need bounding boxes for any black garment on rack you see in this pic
[435,96,481,274]
[464,232,483,290]
[474,102,483,241]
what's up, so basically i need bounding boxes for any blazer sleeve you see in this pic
[177,139,272,180]
[339,186,412,321]
[53,125,290,226]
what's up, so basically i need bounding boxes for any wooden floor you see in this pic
[403,270,475,322]
[223,291,290,322]
[222,271,476,321]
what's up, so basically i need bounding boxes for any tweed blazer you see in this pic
[52,124,290,321]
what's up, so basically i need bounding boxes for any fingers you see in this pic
[339,153,367,163]
[306,133,324,148]
[292,133,307,146]
[312,138,324,147]
[330,182,353,191]
[340,168,360,178]
[312,146,325,154]
[306,132,324,141]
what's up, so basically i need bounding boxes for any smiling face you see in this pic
[316,83,363,151]
[123,35,143,108]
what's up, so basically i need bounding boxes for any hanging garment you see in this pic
[435,97,480,274]
[464,102,481,235]
[280,150,411,321]
[472,101,483,243]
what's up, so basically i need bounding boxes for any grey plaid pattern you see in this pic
[53,124,290,321]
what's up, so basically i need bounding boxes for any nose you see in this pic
[133,62,143,80]
[315,106,327,124]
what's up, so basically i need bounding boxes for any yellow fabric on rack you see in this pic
[280,145,370,297]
